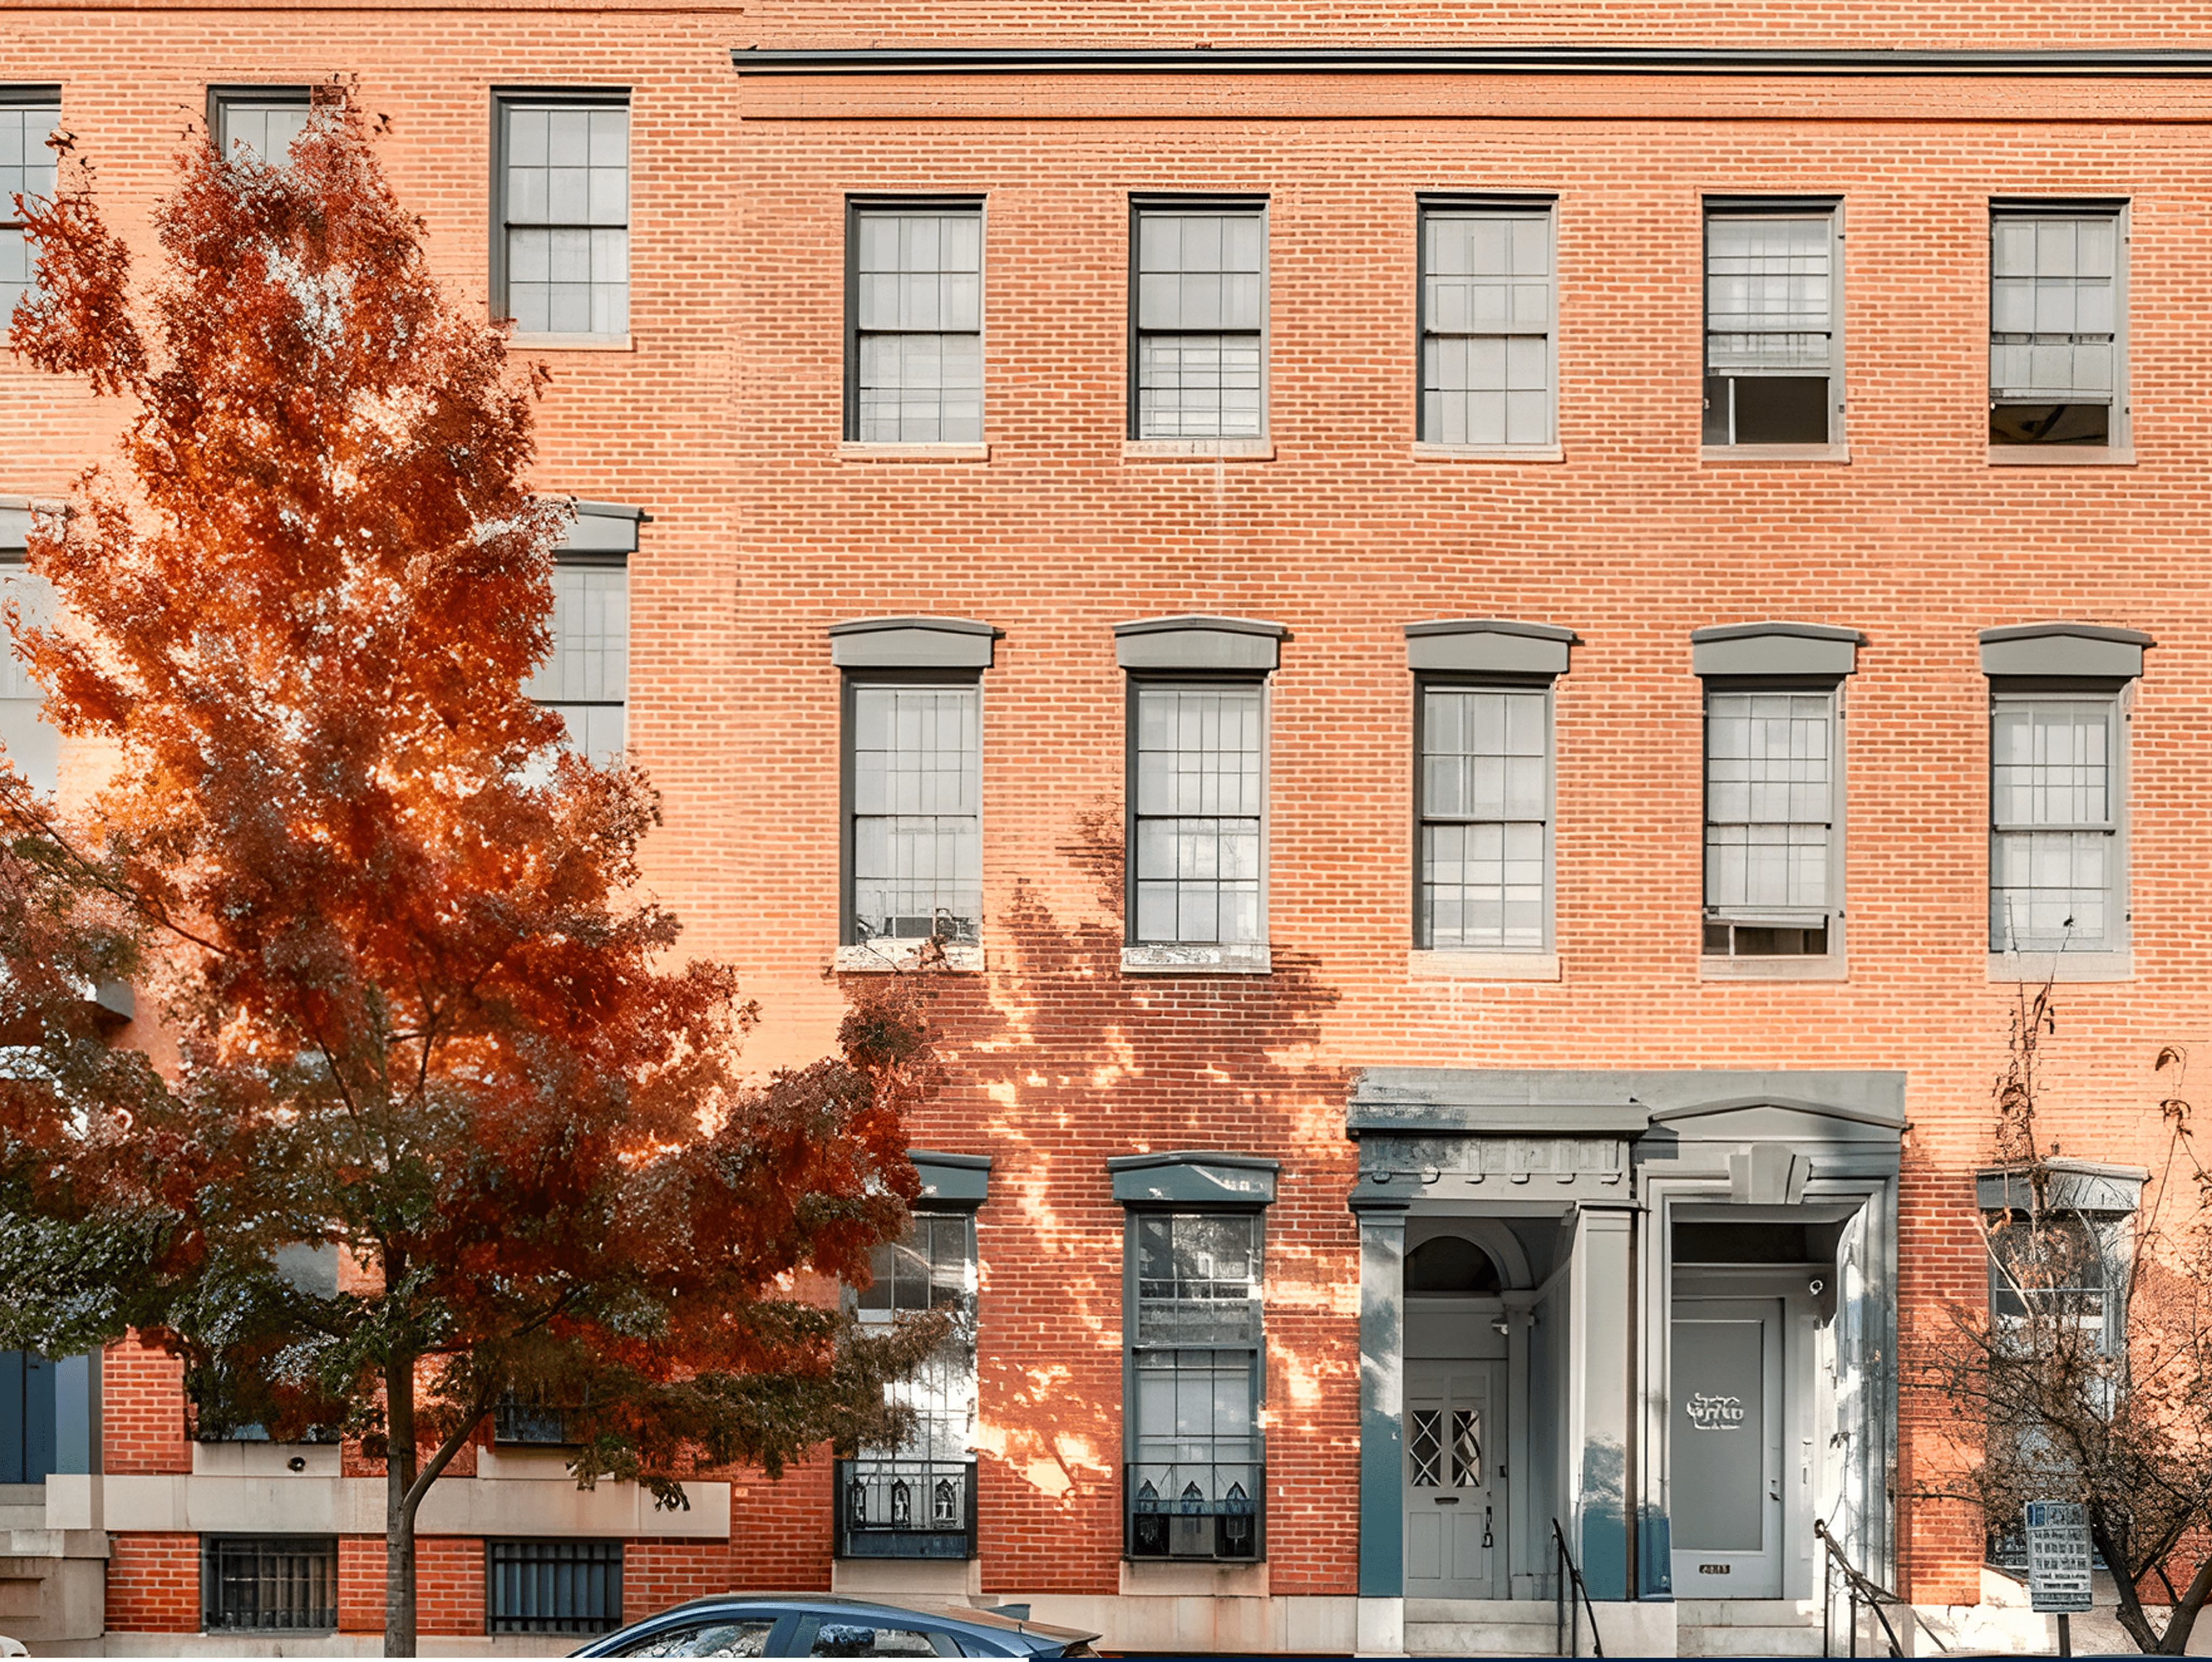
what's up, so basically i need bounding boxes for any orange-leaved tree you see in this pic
[0,95,940,1656]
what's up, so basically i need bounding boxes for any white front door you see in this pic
[1670,1298,1785,1598]
[1404,1359,1505,1598]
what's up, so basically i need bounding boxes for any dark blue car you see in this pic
[570,1594,1102,1659]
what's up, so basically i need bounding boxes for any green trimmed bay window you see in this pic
[1112,1151,1277,1561]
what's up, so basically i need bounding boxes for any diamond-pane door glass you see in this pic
[504,104,628,336]
[849,684,981,945]
[1451,1407,1482,1487]
[1409,1409,1443,1488]
[1422,208,1553,446]
[854,207,984,442]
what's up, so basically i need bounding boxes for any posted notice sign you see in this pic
[2025,1500,2094,1613]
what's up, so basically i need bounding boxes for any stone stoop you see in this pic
[1675,1598,1826,1657]
[1405,1598,1565,1657]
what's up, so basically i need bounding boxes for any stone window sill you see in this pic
[508,332,635,353]
[835,943,986,974]
[1987,949,2132,984]
[1123,438,1274,462]
[1700,443,1850,464]
[1987,447,2135,467]
[1121,942,1272,975]
[1410,442,1564,463]
[1699,954,1849,983]
[1410,949,1561,981]
[839,442,991,463]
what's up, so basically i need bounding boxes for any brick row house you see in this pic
[2,2,2207,1653]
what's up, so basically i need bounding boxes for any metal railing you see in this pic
[1816,1517,1948,1659]
[835,1457,979,1560]
[1552,1518,1605,1658]
[1124,1461,1265,1562]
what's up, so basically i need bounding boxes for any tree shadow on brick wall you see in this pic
[907,798,1356,1595]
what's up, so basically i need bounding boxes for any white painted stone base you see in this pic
[999,1592,1361,1654]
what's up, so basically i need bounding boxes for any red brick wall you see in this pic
[102,1335,190,1475]
[340,1535,483,1636]
[624,1538,732,1621]
[8,0,2207,1619]
[105,1532,198,1633]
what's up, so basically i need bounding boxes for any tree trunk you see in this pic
[2155,1554,2212,1655]
[384,1346,419,1659]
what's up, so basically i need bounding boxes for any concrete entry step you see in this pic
[1406,1598,1564,1657]
[1675,1597,1827,1657]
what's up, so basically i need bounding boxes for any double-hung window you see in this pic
[1702,200,1843,449]
[1419,198,1556,449]
[847,200,983,444]
[524,502,637,765]
[1990,202,2126,450]
[1981,623,2148,973]
[1693,624,1859,969]
[1118,617,1282,974]
[0,504,55,795]
[1419,686,1549,951]
[496,95,629,340]
[831,618,997,969]
[210,87,311,163]
[1131,200,1266,441]
[1112,1153,1274,1564]
[0,95,58,323]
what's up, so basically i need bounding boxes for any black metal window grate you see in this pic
[201,1535,337,1632]
[487,1538,623,1635]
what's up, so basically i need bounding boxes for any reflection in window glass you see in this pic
[1990,698,2116,952]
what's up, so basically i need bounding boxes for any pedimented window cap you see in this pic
[1693,620,1865,678]
[909,1148,993,1208]
[1108,1149,1280,1208]
[831,614,1002,670]
[1976,1158,2149,1215]
[1979,620,2154,680]
[553,499,647,558]
[1115,614,1287,673]
[1406,617,1578,677]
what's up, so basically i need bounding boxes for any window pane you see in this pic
[853,207,985,442]
[1990,214,2120,413]
[1131,686,1265,943]
[1135,208,1265,438]
[1422,209,1553,446]
[1420,687,1547,949]
[849,684,981,945]
[504,103,628,336]
[1704,691,1832,917]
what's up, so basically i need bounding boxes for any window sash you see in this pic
[1991,214,2120,402]
[217,98,311,163]
[1130,683,1264,945]
[1704,690,1835,921]
[850,206,985,443]
[1989,694,2121,953]
[846,680,982,947]
[500,101,629,336]
[1132,205,1267,439]
[1420,207,1556,447]
[525,562,627,764]
[1417,684,1550,950]
[1704,212,1837,374]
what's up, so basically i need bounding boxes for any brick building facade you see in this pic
[0,1,2204,1653]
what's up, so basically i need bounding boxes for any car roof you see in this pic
[642,1593,1100,1646]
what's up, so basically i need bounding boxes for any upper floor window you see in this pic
[0,505,56,796]
[1419,198,1556,449]
[1702,201,1842,449]
[1131,200,1266,440]
[1418,686,1550,952]
[0,94,59,323]
[524,502,638,765]
[847,200,982,444]
[1131,683,1264,950]
[1990,203,2126,449]
[496,95,628,341]
[211,87,311,163]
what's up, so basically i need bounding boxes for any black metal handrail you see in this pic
[1552,1518,1605,1658]
[835,1456,979,1560]
[1816,1517,1947,1659]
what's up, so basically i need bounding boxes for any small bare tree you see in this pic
[1912,981,2212,1654]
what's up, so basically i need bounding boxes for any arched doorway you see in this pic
[1403,1233,1510,1600]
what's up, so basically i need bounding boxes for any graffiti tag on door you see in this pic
[1686,1392,1746,1431]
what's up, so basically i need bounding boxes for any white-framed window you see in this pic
[1126,1210,1263,1562]
[1129,681,1265,948]
[1702,200,1843,448]
[1990,202,2126,449]
[1418,197,1556,448]
[209,87,311,163]
[0,535,56,796]
[1990,693,2124,954]
[1417,682,1552,951]
[847,199,983,444]
[1703,687,1841,958]
[0,95,59,323]
[525,559,627,764]
[495,95,629,340]
[1131,200,1266,440]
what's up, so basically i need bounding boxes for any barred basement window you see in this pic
[487,1539,624,1635]
[201,1535,337,1632]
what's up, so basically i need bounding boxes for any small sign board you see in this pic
[2025,1500,2094,1613]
